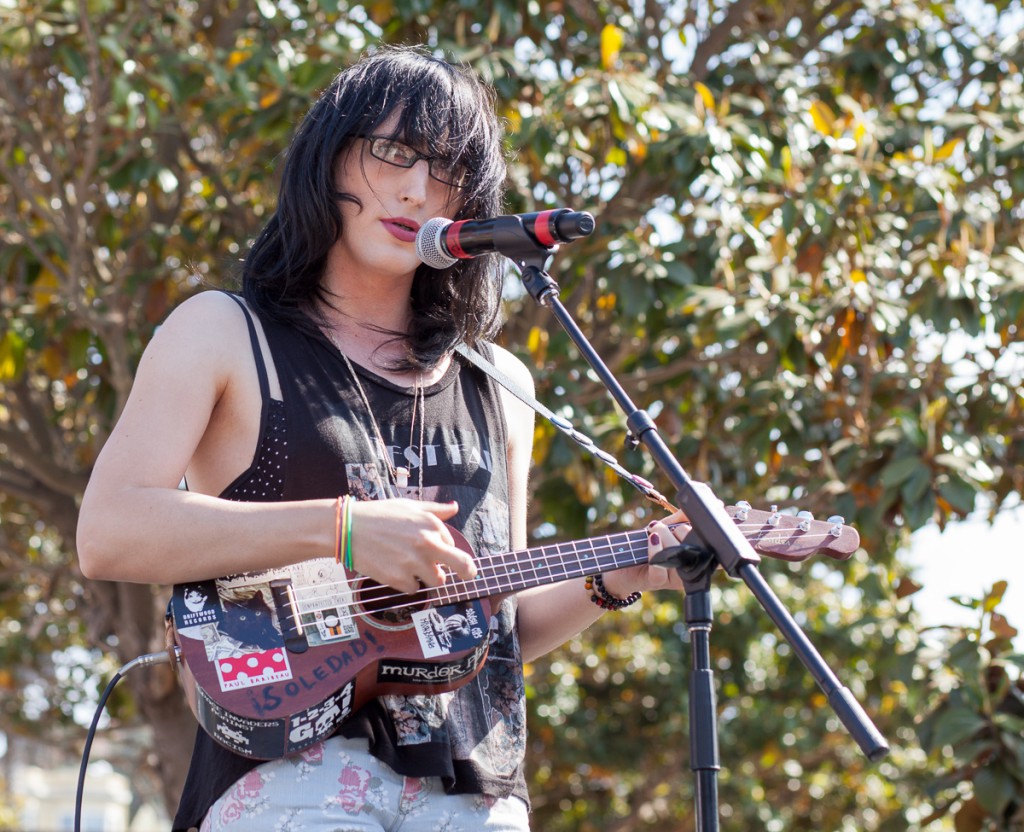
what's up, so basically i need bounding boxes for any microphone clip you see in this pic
[488,215,562,267]
[519,259,562,304]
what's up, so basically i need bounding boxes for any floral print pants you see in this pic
[199,736,530,832]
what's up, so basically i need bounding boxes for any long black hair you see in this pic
[241,45,508,370]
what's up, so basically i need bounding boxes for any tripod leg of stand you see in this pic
[686,589,720,832]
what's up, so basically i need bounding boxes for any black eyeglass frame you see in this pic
[358,135,468,189]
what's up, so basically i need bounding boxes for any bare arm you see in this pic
[490,343,534,551]
[516,516,688,663]
[76,291,476,589]
[487,342,689,662]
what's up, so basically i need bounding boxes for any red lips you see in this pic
[381,217,420,242]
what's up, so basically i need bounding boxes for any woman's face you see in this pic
[331,112,463,284]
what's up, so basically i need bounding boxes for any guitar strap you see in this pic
[454,342,676,512]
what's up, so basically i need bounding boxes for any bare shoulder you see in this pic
[122,290,260,434]
[154,290,249,345]
[488,342,536,395]
[143,290,254,375]
[82,291,260,494]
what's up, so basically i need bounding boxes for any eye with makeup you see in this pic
[360,135,469,189]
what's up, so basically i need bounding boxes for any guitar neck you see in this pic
[374,504,861,607]
[432,528,650,604]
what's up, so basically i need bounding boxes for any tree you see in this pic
[0,0,349,808]
[2,0,1022,828]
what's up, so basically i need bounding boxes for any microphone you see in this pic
[416,209,595,269]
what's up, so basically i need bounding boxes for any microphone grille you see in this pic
[416,217,458,270]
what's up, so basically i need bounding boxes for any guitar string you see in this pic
[278,545,847,628]
[265,523,851,627]
[278,543,839,629]
[281,523,846,606]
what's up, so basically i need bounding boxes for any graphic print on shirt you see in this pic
[173,316,529,830]
[449,598,524,777]
[343,417,525,774]
[341,420,495,502]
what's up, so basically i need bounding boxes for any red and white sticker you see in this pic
[216,648,292,691]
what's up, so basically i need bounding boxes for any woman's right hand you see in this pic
[348,498,477,593]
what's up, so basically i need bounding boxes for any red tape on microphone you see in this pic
[444,221,470,259]
[532,210,558,247]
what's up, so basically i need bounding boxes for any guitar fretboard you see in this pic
[430,528,650,604]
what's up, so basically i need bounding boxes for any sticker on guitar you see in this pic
[168,504,860,758]
[216,649,291,691]
[412,601,487,658]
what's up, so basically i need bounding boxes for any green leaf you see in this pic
[938,475,978,514]
[903,491,936,530]
[880,456,927,487]
[972,764,1017,816]
[929,706,988,751]
[947,637,987,679]
[0,329,26,381]
[663,260,696,286]
[900,464,932,503]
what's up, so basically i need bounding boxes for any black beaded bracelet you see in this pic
[586,573,642,610]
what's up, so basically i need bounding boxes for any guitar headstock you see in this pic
[727,502,860,562]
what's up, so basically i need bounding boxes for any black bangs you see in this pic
[342,49,507,214]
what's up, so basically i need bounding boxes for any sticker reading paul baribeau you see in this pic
[169,557,495,758]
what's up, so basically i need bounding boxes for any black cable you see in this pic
[75,650,176,832]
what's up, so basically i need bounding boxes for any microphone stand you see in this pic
[494,230,889,831]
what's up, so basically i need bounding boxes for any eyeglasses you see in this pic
[360,135,469,189]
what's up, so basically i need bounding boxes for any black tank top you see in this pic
[172,296,527,830]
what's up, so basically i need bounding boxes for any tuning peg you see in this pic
[797,510,814,532]
[768,505,781,527]
[735,500,751,521]
[827,515,845,537]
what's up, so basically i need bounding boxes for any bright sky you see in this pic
[903,500,1024,643]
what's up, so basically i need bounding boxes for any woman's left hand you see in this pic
[600,510,690,598]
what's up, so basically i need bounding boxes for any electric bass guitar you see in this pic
[168,505,858,759]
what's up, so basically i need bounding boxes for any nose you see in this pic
[398,159,431,205]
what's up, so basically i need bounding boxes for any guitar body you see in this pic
[170,544,493,759]
[169,505,859,759]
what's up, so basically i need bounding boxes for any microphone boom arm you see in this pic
[506,250,889,831]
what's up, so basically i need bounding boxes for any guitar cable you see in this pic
[75,648,179,832]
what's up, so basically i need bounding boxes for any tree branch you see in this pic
[0,466,52,506]
[200,0,257,52]
[0,427,88,499]
[10,377,56,460]
[690,0,759,81]
[67,0,111,314]
[0,159,69,284]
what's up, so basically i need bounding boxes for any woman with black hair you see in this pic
[77,45,684,831]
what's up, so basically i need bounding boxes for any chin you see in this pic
[366,256,420,282]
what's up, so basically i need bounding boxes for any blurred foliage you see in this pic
[1,0,1023,828]
[915,582,1024,831]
